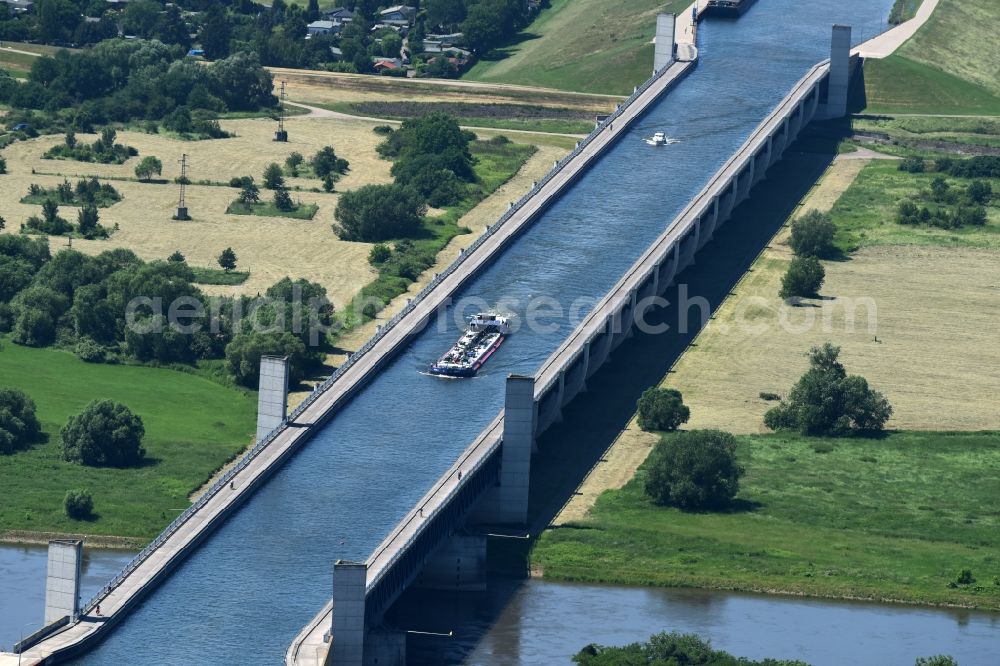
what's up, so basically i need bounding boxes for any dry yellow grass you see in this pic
[0,115,399,306]
[272,67,618,113]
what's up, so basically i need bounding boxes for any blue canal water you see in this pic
[67,2,897,663]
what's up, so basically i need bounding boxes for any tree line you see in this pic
[0,38,275,133]
[0,236,334,388]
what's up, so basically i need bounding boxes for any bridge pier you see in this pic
[472,375,536,525]
[413,534,487,592]
[331,561,367,666]
[822,24,852,119]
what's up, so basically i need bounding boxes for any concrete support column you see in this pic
[825,25,852,119]
[478,375,536,525]
[413,534,487,592]
[331,560,367,666]
[256,355,289,442]
[653,13,676,71]
[45,540,82,625]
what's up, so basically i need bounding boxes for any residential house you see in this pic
[323,7,354,25]
[372,57,403,72]
[306,20,336,38]
[379,5,416,26]
[0,0,33,12]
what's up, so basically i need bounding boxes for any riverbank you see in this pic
[534,431,1000,611]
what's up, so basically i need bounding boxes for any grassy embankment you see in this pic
[0,337,255,542]
[536,431,1000,610]
[465,0,690,94]
[862,0,1000,115]
[332,139,537,336]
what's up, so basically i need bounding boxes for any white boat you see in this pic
[430,313,510,378]
[645,132,680,146]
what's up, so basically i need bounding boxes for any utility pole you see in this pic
[274,80,288,142]
[175,153,190,220]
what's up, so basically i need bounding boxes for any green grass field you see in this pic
[534,431,1000,609]
[862,0,1000,115]
[826,161,1000,252]
[189,266,251,286]
[0,338,256,539]
[464,0,689,95]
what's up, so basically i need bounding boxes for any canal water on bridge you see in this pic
[69,2,895,663]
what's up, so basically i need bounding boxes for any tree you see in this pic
[966,180,993,205]
[311,146,349,179]
[914,658,958,666]
[273,187,294,211]
[574,631,808,666]
[218,247,238,272]
[64,489,94,520]
[789,209,837,258]
[77,205,100,237]
[764,343,892,436]
[239,180,261,205]
[36,0,82,44]
[0,256,34,302]
[65,130,77,148]
[334,184,426,242]
[168,250,186,263]
[200,4,232,60]
[61,399,146,467]
[779,256,825,299]
[0,387,41,455]
[263,162,285,190]
[0,217,4,231]
[426,0,466,29]
[643,430,744,510]
[322,174,335,192]
[285,152,304,177]
[134,156,163,181]
[225,331,311,387]
[636,387,690,432]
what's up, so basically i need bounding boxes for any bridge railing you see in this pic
[530,59,830,403]
[77,58,684,622]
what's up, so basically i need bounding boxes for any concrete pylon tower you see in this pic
[256,355,289,442]
[44,540,82,625]
[330,560,367,666]
[825,24,852,118]
[653,13,677,72]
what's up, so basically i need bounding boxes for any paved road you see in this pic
[854,0,940,58]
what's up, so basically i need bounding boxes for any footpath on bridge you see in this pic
[11,23,696,666]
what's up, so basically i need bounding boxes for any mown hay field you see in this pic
[0,115,397,307]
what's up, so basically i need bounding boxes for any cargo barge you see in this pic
[704,0,758,18]
[429,313,510,378]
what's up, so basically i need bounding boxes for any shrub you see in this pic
[0,387,41,454]
[644,430,744,510]
[811,441,834,454]
[779,256,825,299]
[64,489,94,520]
[956,569,975,585]
[914,657,958,666]
[789,209,836,258]
[764,343,892,436]
[285,151,304,176]
[74,338,107,363]
[372,125,393,135]
[167,250,186,263]
[759,391,781,401]
[898,156,925,173]
[273,187,294,211]
[61,399,146,467]
[229,175,254,188]
[966,180,992,205]
[636,387,690,432]
[368,243,392,265]
[311,146,350,179]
